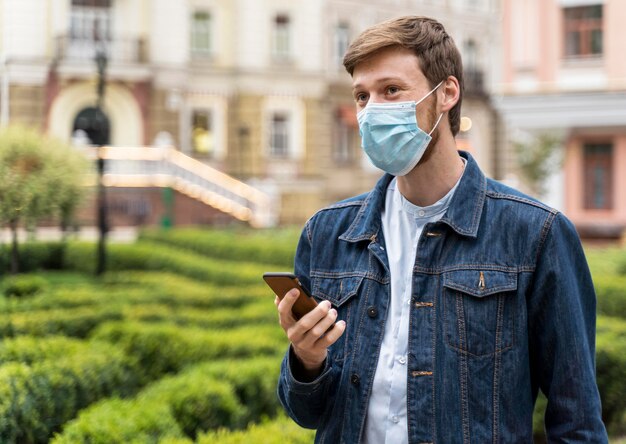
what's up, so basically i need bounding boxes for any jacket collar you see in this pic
[339,151,486,242]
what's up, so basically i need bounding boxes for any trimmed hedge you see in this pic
[123,300,277,329]
[0,345,138,443]
[0,306,123,338]
[51,398,186,444]
[64,241,269,285]
[90,321,286,382]
[139,227,299,268]
[1,276,270,315]
[1,274,47,297]
[0,242,66,273]
[0,335,100,365]
[194,415,316,444]
[596,316,626,431]
[1,241,274,286]
[595,274,626,318]
[54,357,282,443]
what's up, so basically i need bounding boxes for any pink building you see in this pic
[498,0,626,240]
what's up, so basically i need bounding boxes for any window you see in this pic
[334,106,357,164]
[464,39,478,70]
[191,110,214,156]
[270,113,290,157]
[334,123,353,164]
[273,14,291,59]
[334,22,350,68]
[70,0,112,42]
[583,143,613,210]
[191,11,212,56]
[564,5,603,58]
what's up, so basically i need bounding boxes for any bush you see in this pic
[90,321,286,382]
[0,306,123,338]
[197,357,282,424]
[54,357,283,442]
[123,300,277,329]
[596,316,626,430]
[595,274,626,318]
[139,227,299,268]
[0,344,138,443]
[2,274,47,297]
[51,398,185,444]
[195,415,316,444]
[0,335,96,365]
[63,241,269,285]
[0,242,66,273]
[143,376,244,439]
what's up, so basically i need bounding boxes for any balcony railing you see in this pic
[55,35,147,64]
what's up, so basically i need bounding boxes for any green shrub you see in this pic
[123,299,277,329]
[143,376,244,439]
[54,357,284,443]
[63,241,269,285]
[0,242,66,274]
[51,398,185,444]
[195,415,316,444]
[0,306,123,338]
[90,321,286,382]
[2,274,47,297]
[0,335,96,365]
[597,249,626,277]
[617,259,626,276]
[197,357,282,424]
[595,274,626,318]
[139,227,299,268]
[596,316,626,430]
[0,344,138,443]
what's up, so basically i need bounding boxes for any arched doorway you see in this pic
[72,107,111,146]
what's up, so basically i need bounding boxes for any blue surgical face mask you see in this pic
[357,81,444,176]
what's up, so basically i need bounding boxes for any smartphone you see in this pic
[263,272,319,320]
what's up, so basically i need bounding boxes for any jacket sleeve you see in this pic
[527,212,608,442]
[276,219,342,429]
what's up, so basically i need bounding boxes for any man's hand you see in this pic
[275,289,346,380]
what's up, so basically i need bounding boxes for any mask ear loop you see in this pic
[424,79,446,136]
[414,80,445,107]
[428,112,444,136]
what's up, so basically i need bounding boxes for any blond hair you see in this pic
[343,16,464,136]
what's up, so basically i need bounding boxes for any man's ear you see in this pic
[440,76,460,112]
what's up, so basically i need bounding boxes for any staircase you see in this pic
[86,146,278,228]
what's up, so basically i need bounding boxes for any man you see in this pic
[275,16,607,443]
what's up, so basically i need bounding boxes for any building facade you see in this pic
[0,0,501,226]
[497,0,626,239]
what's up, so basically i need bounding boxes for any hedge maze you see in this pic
[0,229,624,442]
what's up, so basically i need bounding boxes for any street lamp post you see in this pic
[95,48,108,275]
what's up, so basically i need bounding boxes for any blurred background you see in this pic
[0,1,625,443]
[0,0,624,239]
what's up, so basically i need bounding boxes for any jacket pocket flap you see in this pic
[311,274,364,307]
[443,269,517,297]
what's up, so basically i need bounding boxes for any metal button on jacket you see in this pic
[367,306,378,318]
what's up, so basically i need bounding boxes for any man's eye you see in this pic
[356,93,368,102]
[387,86,399,94]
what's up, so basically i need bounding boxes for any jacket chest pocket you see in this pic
[442,270,517,357]
[311,274,365,360]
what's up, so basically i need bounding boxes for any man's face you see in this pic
[351,46,440,141]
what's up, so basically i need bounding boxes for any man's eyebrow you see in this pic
[352,77,407,90]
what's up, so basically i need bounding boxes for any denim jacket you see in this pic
[277,152,608,444]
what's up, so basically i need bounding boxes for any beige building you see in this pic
[0,0,502,227]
